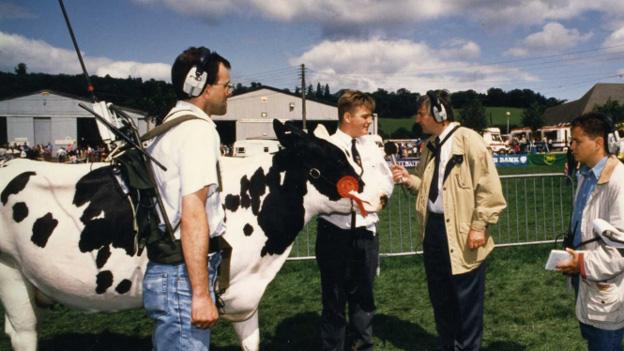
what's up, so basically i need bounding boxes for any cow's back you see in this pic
[0,159,145,311]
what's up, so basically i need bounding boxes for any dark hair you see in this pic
[417,90,454,122]
[571,112,614,153]
[171,46,231,100]
[337,90,375,121]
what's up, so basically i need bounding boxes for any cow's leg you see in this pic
[0,260,39,351]
[232,309,260,351]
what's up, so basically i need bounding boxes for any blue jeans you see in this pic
[143,252,221,351]
[580,322,624,351]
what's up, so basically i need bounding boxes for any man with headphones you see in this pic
[391,90,506,351]
[557,112,624,350]
[143,46,232,350]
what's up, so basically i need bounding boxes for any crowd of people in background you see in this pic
[0,142,107,163]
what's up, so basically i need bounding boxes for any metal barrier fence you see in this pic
[288,173,575,260]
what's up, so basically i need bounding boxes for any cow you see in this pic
[0,120,385,351]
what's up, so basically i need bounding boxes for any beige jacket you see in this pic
[575,156,624,330]
[403,126,507,275]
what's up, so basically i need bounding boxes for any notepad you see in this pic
[545,249,572,271]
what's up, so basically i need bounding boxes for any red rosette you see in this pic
[336,176,370,217]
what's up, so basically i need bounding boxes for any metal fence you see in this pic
[288,173,575,260]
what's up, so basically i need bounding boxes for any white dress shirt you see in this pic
[428,122,460,214]
[146,101,226,239]
[320,128,394,233]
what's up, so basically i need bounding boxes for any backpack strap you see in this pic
[140,114,203,142]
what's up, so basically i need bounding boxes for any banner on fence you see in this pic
[527,153,566,167]
[493,153,529,167]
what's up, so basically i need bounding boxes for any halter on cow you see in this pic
[0,119,385,351]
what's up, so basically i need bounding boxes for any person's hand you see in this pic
[191,294,219,329]
[556,248,580,274]
[467,229,487,249]
[390,164,408,183]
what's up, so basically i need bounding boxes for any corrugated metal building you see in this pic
[212,86,339,144]
[0,90,149,152]
[544,83,624,124]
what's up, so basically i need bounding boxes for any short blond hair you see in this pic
[337,90,375,121]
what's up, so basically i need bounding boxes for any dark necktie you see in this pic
[350,138,362,229]
[428,137,441,203]
[351,138,362,168]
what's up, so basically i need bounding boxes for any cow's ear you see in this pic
[274,119,294,148]
[313,123,330,141]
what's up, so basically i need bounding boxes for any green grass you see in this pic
[378,107,525,136]
[0,245,587,350]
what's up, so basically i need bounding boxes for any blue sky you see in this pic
[1,0,623,101]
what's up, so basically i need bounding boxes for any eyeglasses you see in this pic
[213,81,234,93]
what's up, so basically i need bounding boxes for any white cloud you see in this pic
[134,0,624,33]
[0,32,170,81]
[603,26,624,52]
[504,22,592,57]
[0,2,36,20]
[290,38,536,94]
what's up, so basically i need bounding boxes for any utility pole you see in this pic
[299,64,307,131]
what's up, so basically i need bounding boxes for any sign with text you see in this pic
[492,153,529,167]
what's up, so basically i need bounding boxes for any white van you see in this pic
[232,139,281,157]
[539,125,571,151]
[482,127,511,154]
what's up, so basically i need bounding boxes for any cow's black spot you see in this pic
[31,213,58,248]
[243,224,254,236]
[248,168,266,215]
[1,171,36,205]
[95,271,113,294]
[257,154,306,256]
[12,202,28,222]
[96,246,111,269]
[237,168,266,215]
[73,166,135,256]
[240,176,251,208]
[115,279,132,294]
[224,194,240,211]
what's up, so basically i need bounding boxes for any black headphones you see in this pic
[182,48,216,97]
[426,90,448,123]
[597,112,616,153]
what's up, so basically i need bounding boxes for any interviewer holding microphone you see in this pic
[391,90,506,351]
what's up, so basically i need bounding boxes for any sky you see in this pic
[1,0,623,102]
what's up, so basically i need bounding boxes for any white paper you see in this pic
[545,249,572,271]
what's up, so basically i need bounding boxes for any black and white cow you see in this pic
[0,120,385,351]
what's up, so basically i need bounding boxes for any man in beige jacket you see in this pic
[391,90,506,351]
[557,112,624,351]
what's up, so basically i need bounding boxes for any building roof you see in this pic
[544,83,624,124]
[213,85,338,122]
[0,89,148,117]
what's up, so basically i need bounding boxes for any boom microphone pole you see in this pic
[58,0,96,102]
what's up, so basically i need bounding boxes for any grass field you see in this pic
[378,107,525,137]
[0,245,586,350]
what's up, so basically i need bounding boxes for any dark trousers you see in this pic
[423,213,486,351]
[316,218,379,351]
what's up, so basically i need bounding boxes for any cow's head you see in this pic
[256,120,366,256]
[273,119,363,201]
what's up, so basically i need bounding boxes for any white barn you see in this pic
[213,86,339,144]
[0,90,149,153]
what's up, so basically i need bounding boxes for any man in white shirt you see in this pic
[316,90,394,351]
[143,46,232,351]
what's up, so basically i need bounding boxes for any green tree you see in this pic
[522,102,545,132]
[460,98,487,131]
[14,63,27,75]
[593,98,624,124]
